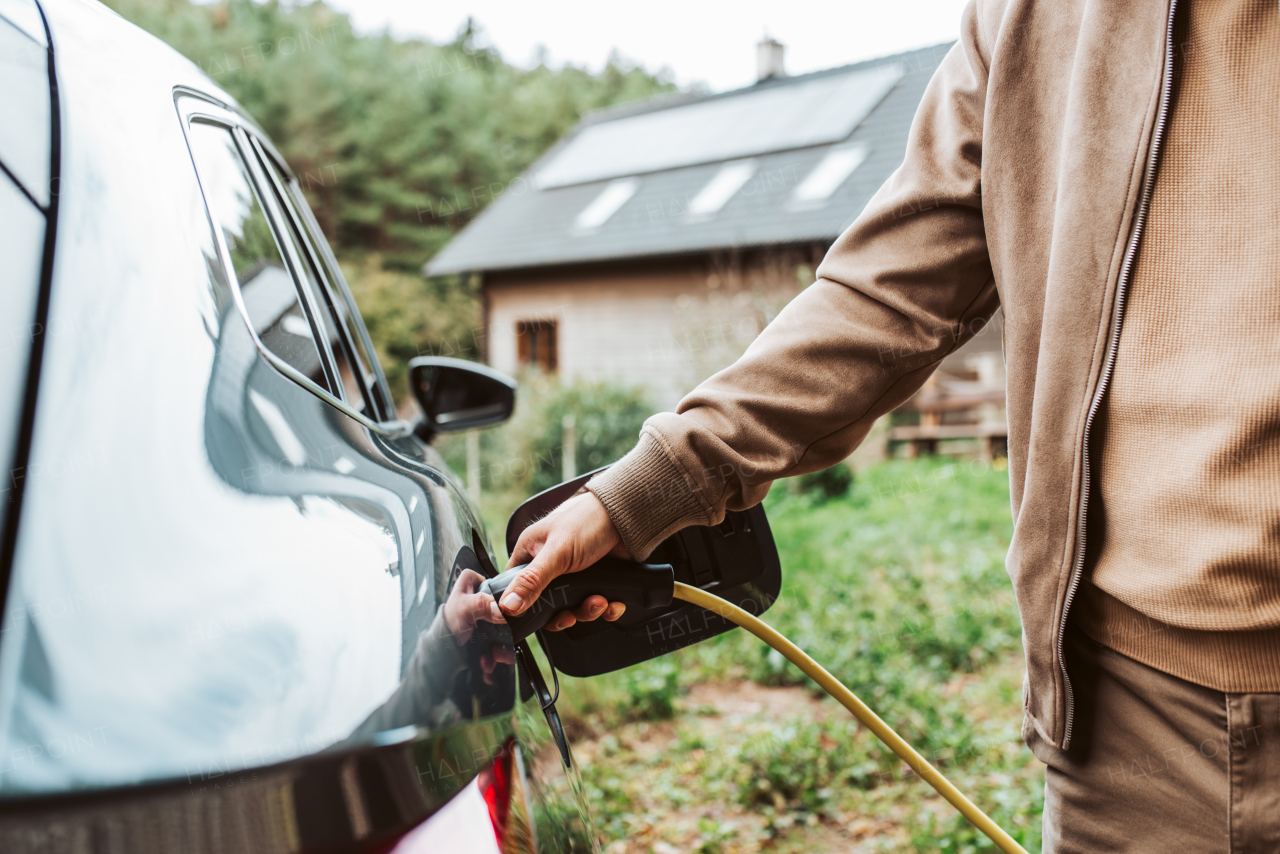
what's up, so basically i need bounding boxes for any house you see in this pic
[427,39,1005,457]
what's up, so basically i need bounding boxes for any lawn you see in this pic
[508,457,1044,854]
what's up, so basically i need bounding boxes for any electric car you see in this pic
[0,2,782,850]
[0,0,555,849]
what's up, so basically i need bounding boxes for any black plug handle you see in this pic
[481,558,675,643]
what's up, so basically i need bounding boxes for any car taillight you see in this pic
[385,740,516,854]
[477,741,514,845]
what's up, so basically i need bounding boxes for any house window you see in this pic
[789,144,870,209]
[516,320,557,372]
[685,160,757,221]
[572,178,639,233]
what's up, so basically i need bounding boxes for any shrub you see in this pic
[734,719,885,816]
[617,659,680,721]
[908,766,1044,853]
[523,378,656,494]
[790,463,854,501]
[341,254,481,402]
[439,374,654,525]
[532,798,597,854]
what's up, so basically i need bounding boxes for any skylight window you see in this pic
[790,144,870,208]
[572,178,639,233]
[686,160,757,220]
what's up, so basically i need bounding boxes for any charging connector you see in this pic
[482,558,674,644]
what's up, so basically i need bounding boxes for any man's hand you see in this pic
[502,490,630,631]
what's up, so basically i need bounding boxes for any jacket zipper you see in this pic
[1057,0,1179,750]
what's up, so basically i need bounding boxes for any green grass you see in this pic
[536,457,1043,853]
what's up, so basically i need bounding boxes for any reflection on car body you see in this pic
[0,0,545,850]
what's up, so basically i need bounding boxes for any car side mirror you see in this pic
[506,466,782,677]
[408,357,516,439]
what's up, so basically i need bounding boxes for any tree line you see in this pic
[106,0,674,270]
[105,0,674,397]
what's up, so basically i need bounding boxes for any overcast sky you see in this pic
[324,0,971,93]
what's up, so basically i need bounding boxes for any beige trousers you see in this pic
[1024,625,1280,853]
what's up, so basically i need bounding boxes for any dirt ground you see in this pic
[544,657,1042,854]
[559,680,924,854]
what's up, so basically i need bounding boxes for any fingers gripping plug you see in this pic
[480,558,675,644]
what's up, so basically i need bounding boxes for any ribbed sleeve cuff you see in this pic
[587,431,711,560]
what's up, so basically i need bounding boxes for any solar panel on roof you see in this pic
[535,64,903,189]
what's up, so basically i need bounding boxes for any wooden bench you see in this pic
[888,388,1008,460]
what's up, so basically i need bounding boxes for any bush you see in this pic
[532,798,597,854]
[790,463,854,501]
[734,718,885,815]
[524,378,656,494]
[909,766,1044,853]
[439,374,654,525]
[341,254,481,402]
[617,659,680,721]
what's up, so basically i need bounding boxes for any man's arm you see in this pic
[502,2,996,617]
[592,5,996,559]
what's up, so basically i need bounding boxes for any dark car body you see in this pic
[0,0,553,849]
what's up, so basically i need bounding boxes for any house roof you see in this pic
[426,42,953,277]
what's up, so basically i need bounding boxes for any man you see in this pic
[500,0,1280,848]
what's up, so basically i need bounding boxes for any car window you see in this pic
[317,243,391,418]
[253,143,394,419]
[185,121,334,396]
[310,242,394,418]
[250,144,373,414]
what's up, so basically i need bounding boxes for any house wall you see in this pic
[483,251,819,410]
[483,249,1006,449]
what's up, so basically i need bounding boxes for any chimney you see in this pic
[756,36,785,83]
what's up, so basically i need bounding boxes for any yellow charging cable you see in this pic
[672,582,1029,854]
